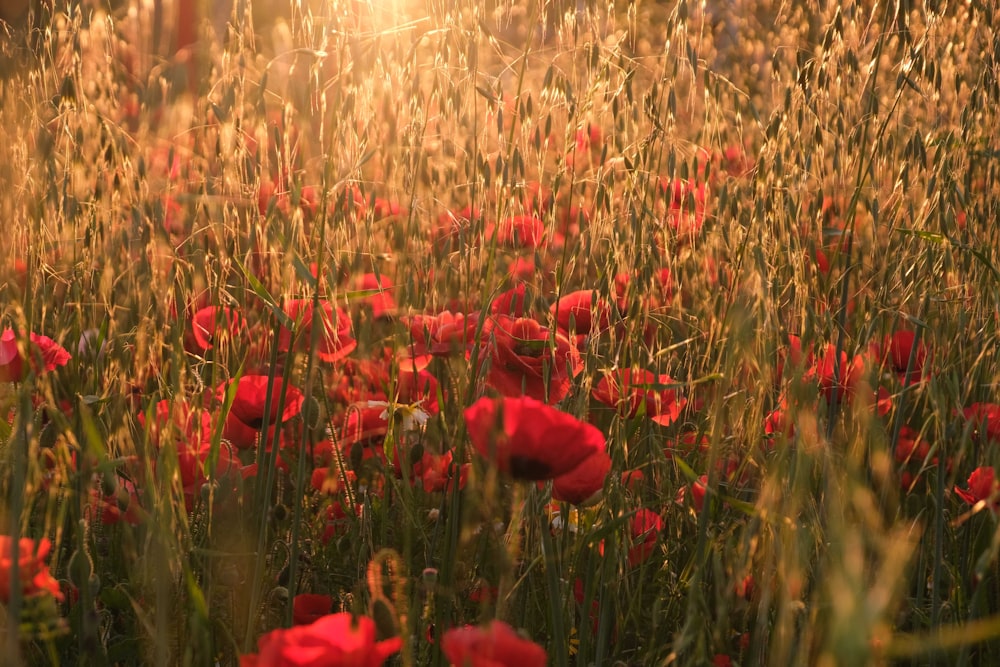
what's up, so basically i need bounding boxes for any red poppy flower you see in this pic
[240,612,401,667]
[621,468,646,492]
[434,206,484,252]
[148,144,185,181]
[404,311,479,358]
[139,397,254,510]
[955,467,1000,510]
[0,536,64,603]
[565,124,602,172]
[963,403,1000,443]
[468,580,499,605]
[139,398,213,450]
[658,177,708,239]
[612,269,673,335]
[278,299,356,364]
[418,452,470,493]
[764,402,794,441]
[257,179,283,216]
[716,144,751,178]
[0,328,71,383]
[775,334,812,383]
[292,593,333,626]
[325,351,394,406]
[480,315,582,404]
[812,344,864,401]
[490,214,545,249]
[228,376,303,428]
[311,465,356,495]
[224,418,282,454]
[464,395,606,480]
[89,478,145,526]
[337,404,390,455]
[438,205,483,228]
[10,258,28,295]
[881,330,928,385]
[337,183,369,219]
[490,284,529,318]
[591,368,686,424]
[646,384,697,426]
[162,195,186,234]
[812,247,831,275]
[688,475,710,513]
[258,180,325,220]
[259,182,317,219]
[613,268,662,304]
[441,620,547,667]
[220,376,305,450]
[189,305,244,352]
[355,273,396,319]
[393,447,468,493]
[626,508,664,567]
[551,449,611,505]
[178,440,255,510]
[395,368,441,415]
[893,425,930,466]
[372,197,404,219]
[809,344,891,416]
[550,290,613,338]
[507,256,537,282]
[735,574,755,601]
[321,501,360,544]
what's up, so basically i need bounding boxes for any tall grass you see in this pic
[0,0,999,664]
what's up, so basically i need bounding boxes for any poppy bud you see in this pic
[68,549,93,589]
[271,586,290,604]
[100,471,118,497]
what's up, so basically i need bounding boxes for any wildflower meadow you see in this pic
[0,0,998,664]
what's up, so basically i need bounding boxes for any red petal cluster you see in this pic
[465,395,606,482]
[0,536,63,603]
[241,612,401,667]
[442,620,547,667]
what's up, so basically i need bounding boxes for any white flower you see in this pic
[367,399,430,432]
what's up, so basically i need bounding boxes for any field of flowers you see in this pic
[0,0,998,664]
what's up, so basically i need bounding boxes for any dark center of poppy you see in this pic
[508,455,551,480]
[242,416,265,429]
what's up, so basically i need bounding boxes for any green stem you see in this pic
[536,487,568,667]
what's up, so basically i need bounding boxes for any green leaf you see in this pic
[291,253,318,290]
[894,228,946,243]
[674,456,700,483]
[233,255,292,328]
[583,510,639,548]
